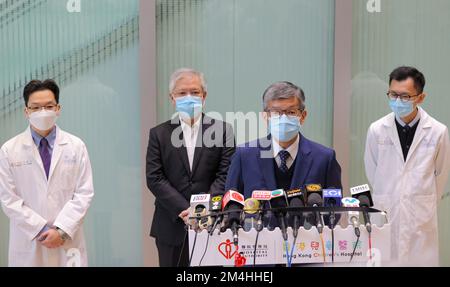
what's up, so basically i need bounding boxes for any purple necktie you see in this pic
[39,138,51,178]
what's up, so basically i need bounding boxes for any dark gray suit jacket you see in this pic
[146,114,235,245]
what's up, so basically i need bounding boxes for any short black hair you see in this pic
[23,79,60,106]
[389,66,426,94]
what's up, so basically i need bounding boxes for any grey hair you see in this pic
[169,68,208,95]
[262,81,305,111]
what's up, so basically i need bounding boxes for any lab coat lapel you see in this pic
[405,108,432,165]
[48,126,69,182]
[23,128,47,181]
[384,114,405,162]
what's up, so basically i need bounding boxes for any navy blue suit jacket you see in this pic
[225,134,342,198]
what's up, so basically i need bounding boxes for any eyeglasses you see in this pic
[387,92,421,103]
[266,109,304,117]
[172,90,203,98]
[27,104,58,113]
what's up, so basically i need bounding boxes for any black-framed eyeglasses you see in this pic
[387,91,421,103]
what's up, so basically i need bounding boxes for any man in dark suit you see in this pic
[146,68,235,267]
[226,81,341,201]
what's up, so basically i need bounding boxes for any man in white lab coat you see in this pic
[365,66,450,266]
[0,79,94,267]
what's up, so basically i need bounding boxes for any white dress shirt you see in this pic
[180,115,202,171]
[272,135,300,169]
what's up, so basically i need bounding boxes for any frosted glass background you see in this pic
[156,0,335,147]
[2,0,449,267]
[351,0,450,266]
[0,0,142,267]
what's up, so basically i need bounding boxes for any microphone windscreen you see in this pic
[289,197,304,216]
[358,195,371,207]
[227,203,243,225]
[307,193,323,207]
[244,198,260,215]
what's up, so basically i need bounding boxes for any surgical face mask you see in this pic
[175,95,203,120]
[269,115,301,142]
[389,99,414,118]
[28,110,58,131]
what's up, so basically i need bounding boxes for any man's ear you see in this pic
[262,111,269,122]
[418,93,427,104]
[24,107,29,119]
[56,104,62,116]
[300,110,308,125]
[169,94,176,106]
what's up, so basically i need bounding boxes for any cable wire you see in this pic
[253,229,261,266]
[198,232,210,267]
[319,232,326,264]
[349,236,360,263]
[188,231,198,267]
[284,240,291,267]
[288,235,298,267]
[177,229,188,267]
[331,228,335,263]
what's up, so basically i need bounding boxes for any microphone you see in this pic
[243,198,260,231]
[222,190,245,245]
[189,194,211,231]
[286,189,305,238]
[323,189,343,230]
[244,198,260,215]
[251,190,272,231]
[251,190,273,201]
[305,184,324,234]
[250,190,271,266]
[208,195,223,235]
[341,197,361,237]
[350,184,374,233]
[269,189,289,241]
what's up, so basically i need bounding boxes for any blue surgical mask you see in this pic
[269,115,301,142]
[175,95,203,119]
[389,99,414,118]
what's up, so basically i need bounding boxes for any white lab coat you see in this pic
[365,107,450,266]
[0,126,94,267]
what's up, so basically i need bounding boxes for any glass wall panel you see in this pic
[0,0,141,267]
[351,0,450,266]
[156,0,335,146]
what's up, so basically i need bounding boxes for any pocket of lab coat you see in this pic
[409,194,436,230]
[413,145,436,174]
[373,193,435,229]
[58,162,79,191]
[8,250,38,267]
[409,148,436,197]
[371,194,392,226]
[373,194,391,210]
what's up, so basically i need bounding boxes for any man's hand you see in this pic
[38,229,65,249]
[179,208,190,225]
